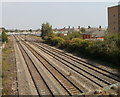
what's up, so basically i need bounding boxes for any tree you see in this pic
[80,27,86,33]
[2,30,8,43]
[29,29,32,32]
[41,22,53,39]
[15,29,18,32]
[88,26,91,29]
[64,31,81,40]
[98,26,102,31]
[99,26,101,29]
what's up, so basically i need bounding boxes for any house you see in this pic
[81,32,91,39]
[53,26,81,36]
[81,30,106,40]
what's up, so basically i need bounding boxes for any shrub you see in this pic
[60,40,71,49]
[52,37,65,46]
[104,33,120,41]
[56,32,63,37]
[87,40,120,64]
[80,40,93,53]
[63,32,81,40]
[44,32,55,44]
[68,38,85,52]
[2,31,8,43]
[45,32,120,65]
[80,27,86,33]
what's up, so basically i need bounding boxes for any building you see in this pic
[108,4,120,34]
[81,29,106,40]
[53,26,81,36]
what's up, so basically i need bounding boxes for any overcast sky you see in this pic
[1,2,118,30]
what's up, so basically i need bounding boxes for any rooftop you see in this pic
[81,30,106,37]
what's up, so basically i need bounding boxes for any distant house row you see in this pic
[53,27,106,40]
[2,26,106,40]
[53,26,80,33]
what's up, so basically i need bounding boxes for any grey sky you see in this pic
[2,2,118,30]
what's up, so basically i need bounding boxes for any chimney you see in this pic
[72,27,74,30]
[68,26,70,29]
[88,26,91,29]
[99,26,101,31]
[78,26,80,29]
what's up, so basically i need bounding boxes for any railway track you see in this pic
[33,42,120,83]
[14,36,85,95]
[25,36,120,81]
[27,40,120,85]
[21,35,120,77]
[38,42,120,77]
[32,44,118,86]
[14,36,54,96]
[15,35,120,95]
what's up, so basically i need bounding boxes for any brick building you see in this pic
[81,30,105,40]
[108,4,120,34]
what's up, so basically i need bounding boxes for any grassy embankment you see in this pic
[2,36,17,95]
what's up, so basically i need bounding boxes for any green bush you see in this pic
[68,38,86,52]
[51,37,65,46]
[45,32,120,66]
[63,32,81,40]
[67,38,93,54]
[80,40,93,53]
[86,40,120,64]
[2,31,8,43]
[44,32,55,44]
[56,32,63,37]
[104,33,120,41]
